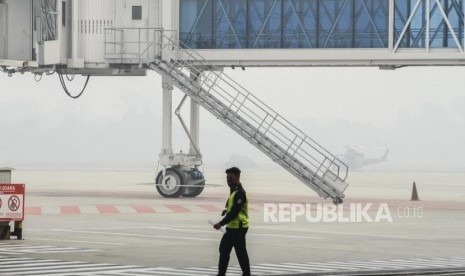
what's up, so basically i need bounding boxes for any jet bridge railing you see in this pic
[104,27,167,66]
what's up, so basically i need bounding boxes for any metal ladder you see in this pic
[109,29,349,203]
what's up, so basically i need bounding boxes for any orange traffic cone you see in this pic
[411,182,420,201]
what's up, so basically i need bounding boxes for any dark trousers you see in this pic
[218,228,250,276]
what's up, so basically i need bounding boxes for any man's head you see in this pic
[225,167,241,187]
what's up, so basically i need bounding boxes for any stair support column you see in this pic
[160,76,174,162]
[189,71,200,156]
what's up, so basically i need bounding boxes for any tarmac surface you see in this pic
[1,168,464,275]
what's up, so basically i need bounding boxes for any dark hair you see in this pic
[225,167,241,177]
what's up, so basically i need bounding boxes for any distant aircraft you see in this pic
[340,147,389,170]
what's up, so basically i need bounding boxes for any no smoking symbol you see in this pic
[8,195,20,211]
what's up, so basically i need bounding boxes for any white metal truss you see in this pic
[287,0,313,48]
[393,0,464,53]
[216,0,243,48]
[251,0,279,48]
[360,0,387,47]
[394,0,423,52]
[322,0,350,48]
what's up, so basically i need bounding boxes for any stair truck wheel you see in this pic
[156,168,186,198]
[333,197,343,205]
[183,168,205,198]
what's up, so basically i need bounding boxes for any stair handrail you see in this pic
[158,31,349,183]
[104,27,349,186]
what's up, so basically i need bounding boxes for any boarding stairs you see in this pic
[105,29,349,203]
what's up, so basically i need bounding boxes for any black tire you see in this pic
[0,225,10,240]
[155,168,186,198]
[333,197,343,205]
[183,180,205,198]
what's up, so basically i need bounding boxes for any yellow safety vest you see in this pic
[226,191,249,229]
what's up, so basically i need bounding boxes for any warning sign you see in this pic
[8,195,20,211]
[0,184,25,221]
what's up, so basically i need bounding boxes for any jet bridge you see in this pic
[2,0,465,202]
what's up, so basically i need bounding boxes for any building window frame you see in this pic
[132,6,142,20]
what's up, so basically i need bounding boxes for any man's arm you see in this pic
[219,191,246,226]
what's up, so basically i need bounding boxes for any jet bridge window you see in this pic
[132,6,142,20]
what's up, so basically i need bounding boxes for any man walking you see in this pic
[213,167,251,276]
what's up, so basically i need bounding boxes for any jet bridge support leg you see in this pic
[156,74,205,198]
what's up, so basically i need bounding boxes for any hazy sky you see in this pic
[1,66,464,171]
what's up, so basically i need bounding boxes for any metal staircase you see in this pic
[105,28,349,203]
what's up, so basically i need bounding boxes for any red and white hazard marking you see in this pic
[24,203,262,216]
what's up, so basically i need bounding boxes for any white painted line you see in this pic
[96,271,157,276]
[266,262,349,271]
[250,233,324,240]
[0,260,73,268]
[0,245,55,249]
[250,265,298,273]
[106,273,150,276]
[44,226,213,233]
[40,266,147,276]
[222,266,242,272]
[151,205,173,213]
[410,258,465,265]
[252,225,423,240]
[13,264,138,275]
[244,267,284,274]
[0,256,32,261]
[328,261,393,270]
[396,261,465,267]
[114,206,137,214]
[429,257,465,261]
[49,229,218,242]
[0,244,27,247]
[127,226,212,234]
[361,259,465,267]
[159,224,211,229]
[78,206,99,214]
[184,267,219,272]
[35,249,99,254]
[0,261,84,272]
[143,267,205,276]
[255,263,311,272]
[168,267,229,275]
[0,252,23,255]
[346,260,425,268]
[27,238,125,246]
[282,263,337,271]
